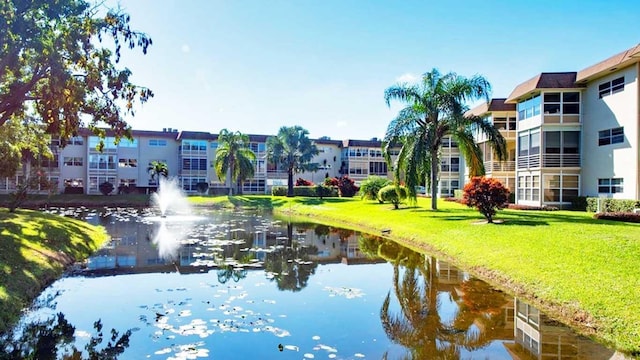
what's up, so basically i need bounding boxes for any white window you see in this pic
[517,175,540,201]
[149,139,167,147]
[598,77,625,98]
[63,157,83,166]
[598,178,623,194]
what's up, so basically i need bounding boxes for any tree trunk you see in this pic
[430,150,439,210]
[287,168,294,197]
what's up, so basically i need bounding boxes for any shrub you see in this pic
[293,186,316,197]
[586,197,640,213]
[196,182,209,194]
[272,186,287,196]
[593,212,640,223]
[378,184,408,209]
[359,176,391,203]
[315,184,337,198]
[324,176,359,197]
[99,182,114,196]
[462,176,509,223]
[295,178,313,186]
[571,196,588,211]
[507,204,558,211]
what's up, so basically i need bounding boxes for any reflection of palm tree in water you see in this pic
[217,265,248,284]
[264,223,318,292]
[359,235,508,359]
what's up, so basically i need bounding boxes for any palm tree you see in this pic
[383,69,507,210]
[214,129,256,195]
[266,126,319,197]
[147,161,168,184]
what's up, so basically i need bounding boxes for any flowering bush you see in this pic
[324,176,359,197]
[295,178,313,186]
[462,177,509,223]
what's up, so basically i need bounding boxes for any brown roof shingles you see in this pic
[505,72,581,103]
[576,44,640,84]
[466,98,515,117]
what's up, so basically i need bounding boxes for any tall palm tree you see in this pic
[383,69,507,210]
[214,129,256,195]
[266,126,318,197]
[147,161,168,183]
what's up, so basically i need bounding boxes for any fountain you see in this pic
[147,177,203,259]
[151,177,192,218]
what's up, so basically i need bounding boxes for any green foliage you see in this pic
[586,197,640,213]
[293,186,316,197]
[196,182,209,194]
[266,126,319,197]
[378,184,408,209]
[383,69,506,210]
[147,161,168,182]
[98,181,114,196]
[571,196,588,211]
[0,0,153,147]
[315,184,336,199]
[462,176,509,223]
[214,129,256,195]
[0,118,52,179]
[0,208,108,333]
[359,176,391,202]
[7,168,53,212]
[272,186,287,196]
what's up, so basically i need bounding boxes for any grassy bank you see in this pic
[196,195,640,355]
[0,194,151,209]
[0,208,109,333]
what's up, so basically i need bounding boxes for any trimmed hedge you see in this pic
[586,197,640,213]
[593,212,640,223]
[271,185,338,197]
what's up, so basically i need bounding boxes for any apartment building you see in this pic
[504,44,640,207]
[466,99,517,192]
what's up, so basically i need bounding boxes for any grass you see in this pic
[193,195,640,355]
[0,194,151,209]
[0,208,109,333]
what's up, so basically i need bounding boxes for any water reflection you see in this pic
[18,207,617,359]
[360,235,615,359]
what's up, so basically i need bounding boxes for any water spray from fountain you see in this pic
[151,177,192,218]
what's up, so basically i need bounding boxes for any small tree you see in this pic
[325,176,359,197]
[378,184,408,209]
[99,182,114,196]
[359,176,391,203]
[462,176,509,223]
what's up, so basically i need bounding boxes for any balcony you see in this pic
[542,154,580,167]
[483,161,515,174]
[517,154,540,169]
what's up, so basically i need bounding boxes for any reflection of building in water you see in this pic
[504,298,614,359]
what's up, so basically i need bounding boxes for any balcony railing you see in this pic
[542,154,580,167]
[483,161,515,173]
[517,154,540,169]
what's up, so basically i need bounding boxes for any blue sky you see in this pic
[109,0,640,140]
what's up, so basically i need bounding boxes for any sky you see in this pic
[106,0,640,140]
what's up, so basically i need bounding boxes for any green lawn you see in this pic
[0,208,109,333]
[195,195,640,355]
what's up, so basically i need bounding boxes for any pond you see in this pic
[3,207,616,359]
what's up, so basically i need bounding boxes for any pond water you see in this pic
[3,207,617,359]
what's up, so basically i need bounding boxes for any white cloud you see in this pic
[181,44,191,53]
[395,73,418,83]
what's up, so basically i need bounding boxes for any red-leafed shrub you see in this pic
[463,177,510,223]
[324,176,359,197]
[593,212,640,223]
[295,178,313,186]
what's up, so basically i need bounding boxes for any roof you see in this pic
[506,72,581,103]
[576,44,640,84]
[176,131,216,141]
[78,128,179,139]
[465,98,515,117]
[342,139,382,148]
[313,138,343,146]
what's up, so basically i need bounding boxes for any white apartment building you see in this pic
[505,43,640,207]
